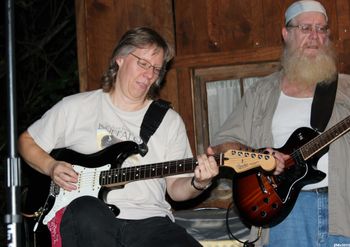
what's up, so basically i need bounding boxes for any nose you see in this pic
[308,28,319,39]
[143,67,155,79]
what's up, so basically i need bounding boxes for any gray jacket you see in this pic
[213,71,350,244]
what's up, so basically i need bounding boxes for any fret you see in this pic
[107,170,114,184]
[107,169,114,184]
[300,116,350,159]
[102,170,108,185]
[99,154,226,186]
[115,169,122,183]
[149,164,157,177]
[162,161,170,176]
[99,171,105,185]
[125,167,135,181]
[138,165,146,179]
[168,161,177,174]
[121,167,129,182]
[100,158,199,185]
[102,172,106,184]
[176,161,183,174]
[98,144,276,187]
[134,167,140,180]
[126,166,134,182]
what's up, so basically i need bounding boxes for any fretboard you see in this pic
[300,115,350,160]
[99,154,223,186]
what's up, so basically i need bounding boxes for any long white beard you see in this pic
[281,42,337,86]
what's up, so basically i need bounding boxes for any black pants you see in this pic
[60,196,202,247]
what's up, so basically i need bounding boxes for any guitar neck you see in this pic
[300,115,350,160]
[99,154,224,186]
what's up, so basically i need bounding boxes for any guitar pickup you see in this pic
[256,172,268,194]
[266,175,278,189]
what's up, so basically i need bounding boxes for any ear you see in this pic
[281,27,289,42]
[116,57,124,67]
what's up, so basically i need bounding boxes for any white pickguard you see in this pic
[43,164,111,225]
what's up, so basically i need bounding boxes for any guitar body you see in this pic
[39,141,140,225]
[233,127,327,227]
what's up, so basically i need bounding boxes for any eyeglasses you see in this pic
[287,24,329,35]
[129,53,163,76]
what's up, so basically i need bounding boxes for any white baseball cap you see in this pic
[285,0,328,24]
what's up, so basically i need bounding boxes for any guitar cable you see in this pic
[225,201,262,247]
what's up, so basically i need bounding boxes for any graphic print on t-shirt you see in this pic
[96,123,143,167]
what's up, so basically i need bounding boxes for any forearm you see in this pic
[18,131,56,177]
[18,131,79,191]
[166,176,211,201]
[166,148,218,201]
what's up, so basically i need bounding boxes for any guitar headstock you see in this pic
[222,149,276,173]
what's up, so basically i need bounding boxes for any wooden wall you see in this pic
[75,0,350,154]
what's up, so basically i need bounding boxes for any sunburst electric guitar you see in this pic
[234,115,350,227]
[30,141,275,229]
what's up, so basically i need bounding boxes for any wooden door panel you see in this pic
[76,0,174,91]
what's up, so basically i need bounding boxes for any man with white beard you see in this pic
[211,1,350,246]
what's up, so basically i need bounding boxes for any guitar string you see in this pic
[64,152,271,187]
[298,117,349,159]
[68,159,199,188]
[59,117,350,188]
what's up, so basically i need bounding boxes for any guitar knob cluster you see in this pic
[249,197,279,220]
[251,205,258,212]
[260,211,267,217]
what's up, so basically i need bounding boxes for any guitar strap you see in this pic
[310,76,338,132]
[139,99,171,156]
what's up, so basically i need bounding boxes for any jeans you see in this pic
[60,196,202,247]
[266,191,350,247]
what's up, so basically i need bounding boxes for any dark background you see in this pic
[1,1,79,246]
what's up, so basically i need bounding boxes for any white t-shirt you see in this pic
[271,91,328,190]
[28,89,193,220]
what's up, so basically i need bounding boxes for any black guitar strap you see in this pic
[138,99,171,156]
[310,76,338,132]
